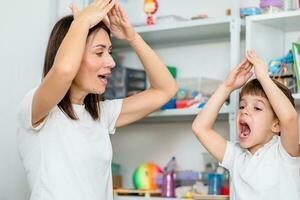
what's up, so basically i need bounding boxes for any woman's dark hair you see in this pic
[43,15,111,120]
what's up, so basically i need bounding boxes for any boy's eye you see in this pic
[239,106,245,109]
[254,107,262,111]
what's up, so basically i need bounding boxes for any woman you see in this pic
[17,0,178,199]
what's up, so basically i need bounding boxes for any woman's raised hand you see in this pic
[70,0,115,28]
[107,2,136,42]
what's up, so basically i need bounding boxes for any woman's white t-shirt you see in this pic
[17,88,123,200]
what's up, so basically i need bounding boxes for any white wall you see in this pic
[0,0,56,199]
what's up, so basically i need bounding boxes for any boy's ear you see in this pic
[271,118,281,134]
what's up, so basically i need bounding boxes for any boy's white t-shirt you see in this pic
[220,135,300,200]
[17,88,123,200]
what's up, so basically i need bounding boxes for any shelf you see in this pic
[246,10,300,32]
[114,197,185,200]
[292,93,300,106]
[112,17,232,50]
[246,10,300,64]
[114,195,228,200]
[138,105,230,123]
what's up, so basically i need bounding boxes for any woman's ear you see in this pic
[271,118,281,134]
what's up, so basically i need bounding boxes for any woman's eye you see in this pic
[96,52,103,57]
[254,107,262,111]
[239,106,244,109]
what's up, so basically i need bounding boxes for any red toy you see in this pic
[144,0,159,25]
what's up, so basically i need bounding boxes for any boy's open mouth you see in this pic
[239,120,251,139]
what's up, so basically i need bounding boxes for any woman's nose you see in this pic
[106,54,116,68]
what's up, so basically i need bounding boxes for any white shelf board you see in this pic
[112,17,232,50]
[292,93,300,106]
[114,197,185,200]
[138,104,230,123]
[246,10,300,32]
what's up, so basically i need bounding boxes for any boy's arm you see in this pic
[247,50,299,157]
[192,59,253,162]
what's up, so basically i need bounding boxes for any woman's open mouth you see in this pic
[97,74,109,85]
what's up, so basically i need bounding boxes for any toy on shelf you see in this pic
[260,0,284,13]
[144,0,159,25]
[133,162,163,190]
[268,50,297,93]
[268,50,294,77]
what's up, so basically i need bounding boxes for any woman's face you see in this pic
[73,28,115,95]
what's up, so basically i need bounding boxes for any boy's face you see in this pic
[237,95,280,154]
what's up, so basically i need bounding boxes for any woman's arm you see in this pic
[32,0,115,126]
[107,3,178,127]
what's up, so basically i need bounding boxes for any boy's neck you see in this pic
[247,135,278,155]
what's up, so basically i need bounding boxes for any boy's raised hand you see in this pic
[107,2,137,42]
[70,0,115,28]
[224,58,253,90]
[246,50,269,80]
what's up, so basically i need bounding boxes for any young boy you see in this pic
[192,50,300,199]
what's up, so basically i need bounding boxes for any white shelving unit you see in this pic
[246,10,300,107]
[112,17,232,50]
[112,16,239,128]
[111,15,240,200]
[142,104,230,123]
[112,10,300,200]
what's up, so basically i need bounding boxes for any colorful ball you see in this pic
[133,162,163,190]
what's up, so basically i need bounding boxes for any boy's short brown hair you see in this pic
[239,78,295,108]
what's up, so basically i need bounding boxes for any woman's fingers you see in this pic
[118,3,127,21]
[113,2,123,21]
[101,0,116,14]
[95,0,110,7]
[103,15,110,28]
[70,3,79,18]
[110,2,117,17]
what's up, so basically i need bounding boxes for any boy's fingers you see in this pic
[246,71,253,80]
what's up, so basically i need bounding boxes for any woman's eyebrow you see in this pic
[93,44,106,48]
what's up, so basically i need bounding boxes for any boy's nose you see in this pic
[241,108,249,115]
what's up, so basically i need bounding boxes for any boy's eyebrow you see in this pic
[240,98,266,105]
[256,99,266,105]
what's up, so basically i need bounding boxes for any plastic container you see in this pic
[207,173,224,195]
[164,156,177,173]
[161,171,176,197]
[177,77,222,96]
[161,98,176,110]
